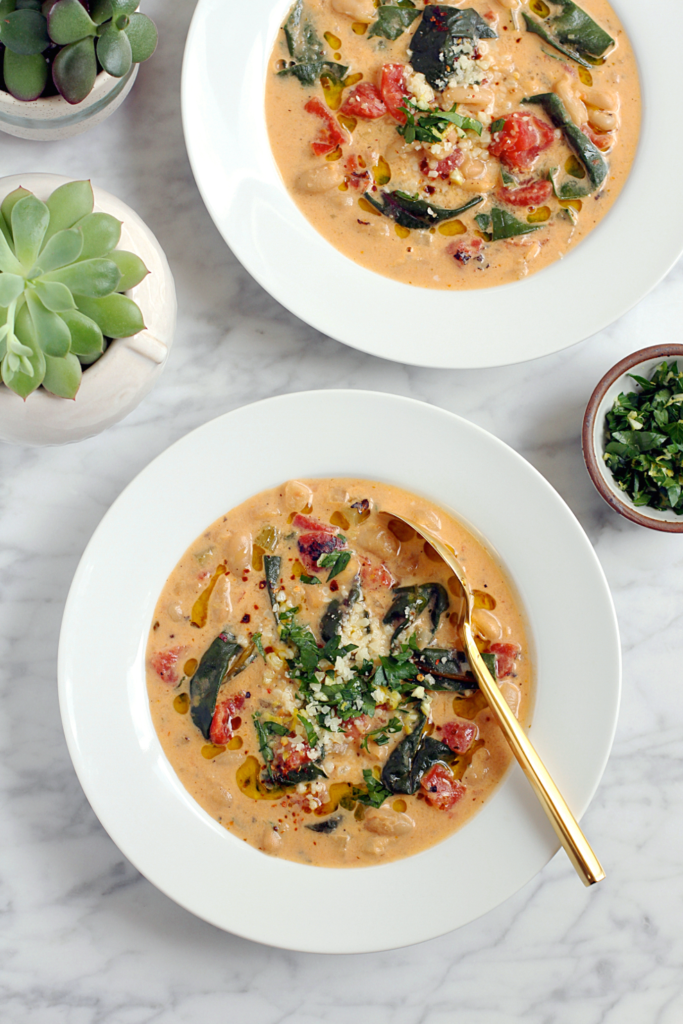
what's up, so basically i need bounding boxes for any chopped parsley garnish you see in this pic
[603,361,683,515]
[300,573,321,585]
[361,716,403,751]
[358,769,392,808]
[398,100,483,145]
[318,549,351,581]
[490,117,506,133]
[252,632,265,658]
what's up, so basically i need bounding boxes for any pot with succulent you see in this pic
[0,173,176,446]
[0,0,157,140]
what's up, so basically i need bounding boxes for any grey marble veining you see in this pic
[1,1,683,1021]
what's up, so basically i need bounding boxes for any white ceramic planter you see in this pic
[0,173,176,447]
[0,66,138,141]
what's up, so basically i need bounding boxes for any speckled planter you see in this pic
[0,173,176,447]
[0,66,138,141]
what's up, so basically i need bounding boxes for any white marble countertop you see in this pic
[1,2,683,1021]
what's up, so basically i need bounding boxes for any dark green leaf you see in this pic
[523,92,608,191]
[409,5,497,90]
[190,631,244,739]
[382,583,449,643]
[523,1,613,67]
[358,769,393,808]
[362,190,483,231]
[318,549,351,581]
[490,207,541,240]
[380,713,427,793]
[283,0,323,62]
[300,573,321,585]
[368,4,420,42]
[277,59,347,86]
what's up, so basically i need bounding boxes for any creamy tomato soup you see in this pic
[266,0,640,289]
[147,479,532,867]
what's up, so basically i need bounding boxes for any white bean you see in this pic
[365,807,416,836]
[587,108,618,132]
[472,608,503,642]
[297,163,345,194]
[224,532,251,571]
[331,0,375,20]
[555,76,588,125]
[500,681,521,717]
[283,479,313,512]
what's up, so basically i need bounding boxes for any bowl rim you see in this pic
[582,344,683,533]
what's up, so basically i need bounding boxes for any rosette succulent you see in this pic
[0,0,157,104]
[0,180,148,400]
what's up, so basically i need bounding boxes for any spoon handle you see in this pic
[464,624,605,886]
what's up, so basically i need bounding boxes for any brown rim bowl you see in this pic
[582,344,683,533]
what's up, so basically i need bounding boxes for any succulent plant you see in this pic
[0,0,157,104]
[0,179,149,400]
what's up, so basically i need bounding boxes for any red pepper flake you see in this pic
[265,646,274,654]
[330,580,339,592]
[259,580,267,589]
[241,613,251,623]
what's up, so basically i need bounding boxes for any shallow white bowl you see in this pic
[182,0,683,368]
[58,391,620,952]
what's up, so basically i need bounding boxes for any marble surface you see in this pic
[1,2,683,1020]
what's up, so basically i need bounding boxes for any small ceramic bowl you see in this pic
[582,344,683,533]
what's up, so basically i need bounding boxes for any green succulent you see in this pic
[0,179,149,401]
[0,0,158,104]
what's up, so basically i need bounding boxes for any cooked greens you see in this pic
[368,1,420,42]
[380,715,455,794]
[475,208,541,241]
[190,631,247,739]
[362,190,483,231]
[279,0,347,85]
[523,93,608,191]
[523,1,613,69]
[409,5,497,91]
[398,101,483,144]
[603,361,683,516]
[383,583,450,643]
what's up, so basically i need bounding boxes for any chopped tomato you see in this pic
[489,112,556,171]
[489,642,521,678]
[442,720,477,754]
[360,557,396,590]
[340,82,386,119]
[581,122,613,152]
[380,63,409,124]
[419,149,464,180]
[273,741,313,777]
[446,237,484,265]
[497,178,553,207]
[150,646,183,684]
[292,513,337,534]
[344,714,373,740]
[344,155,371,189]
[209,693,246,745]
[297,532,346,573]
[304,97,346,156]
[421,764,466,810]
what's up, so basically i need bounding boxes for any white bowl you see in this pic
[0,173,176,447]
[59,391,621,952]
[182,0,683,368]
[0,67,138,141]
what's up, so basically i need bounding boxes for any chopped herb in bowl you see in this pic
[603,361,683,516]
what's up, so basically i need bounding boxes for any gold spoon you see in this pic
[386,511,605,887]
